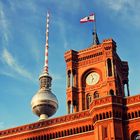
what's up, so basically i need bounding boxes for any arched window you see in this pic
[64,130,67,136]
[58,131,61,137]
[73,100,77,113]
[56,132,58,138]
[44,135,47,140]
[94,91,99,99]
[72,69,77,87]
[67,100,71,114]
[107,58,113,77]
[67,70,71,88]
[106,112,109,118]
[76,127,79,133]
[80,127,82,133]
[109,89,114,95]
[132,112,135,118]
[50,134,53,139]
[86,125,89,131]
[86,94,92,109]
[99,114,102,120]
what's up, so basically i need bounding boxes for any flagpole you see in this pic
[93,13,97,45]
[93,13,99,45]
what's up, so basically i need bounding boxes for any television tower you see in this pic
[31,13,58,120]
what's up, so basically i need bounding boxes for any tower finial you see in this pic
[44,12,50,73]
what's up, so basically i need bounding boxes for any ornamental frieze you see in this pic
[78,56,103,67]
[126,95,140,105]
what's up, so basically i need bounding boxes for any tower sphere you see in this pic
[31,87,58,120]
[31,73,58,120]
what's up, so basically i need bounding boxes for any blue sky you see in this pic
[0,0,140,129]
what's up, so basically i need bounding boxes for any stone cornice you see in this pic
[0,110,90,138]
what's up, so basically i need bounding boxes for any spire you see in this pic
[44,12,49,73]
[92,14,100,45]
[93,31,100,45]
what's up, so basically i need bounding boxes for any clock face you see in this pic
[86,72,100,85]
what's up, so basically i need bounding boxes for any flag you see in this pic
[80,13,95,23]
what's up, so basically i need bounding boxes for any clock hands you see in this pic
[86,72,100,85]
[89,74,94,84]
[91,74,94,82]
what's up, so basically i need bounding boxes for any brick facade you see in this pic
[0,38,140,140]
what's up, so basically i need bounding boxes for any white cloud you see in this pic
[8,0,37,13]
[100,0,140,28]
[2,48,15,67]
[0,70,16,79]
[54,17,69,50]
[0,2,10,44]
[54,15,75,50]
[1,48,33,81]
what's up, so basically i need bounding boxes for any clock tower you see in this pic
[1,16,140,140]
[64,38,129,114]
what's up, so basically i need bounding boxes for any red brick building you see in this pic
[0,13,140,139]
[0,37,140,140]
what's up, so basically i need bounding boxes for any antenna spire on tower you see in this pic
[44,12,50,73]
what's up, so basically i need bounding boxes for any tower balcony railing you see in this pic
[124,94,140,105]
[89,95,123,110]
